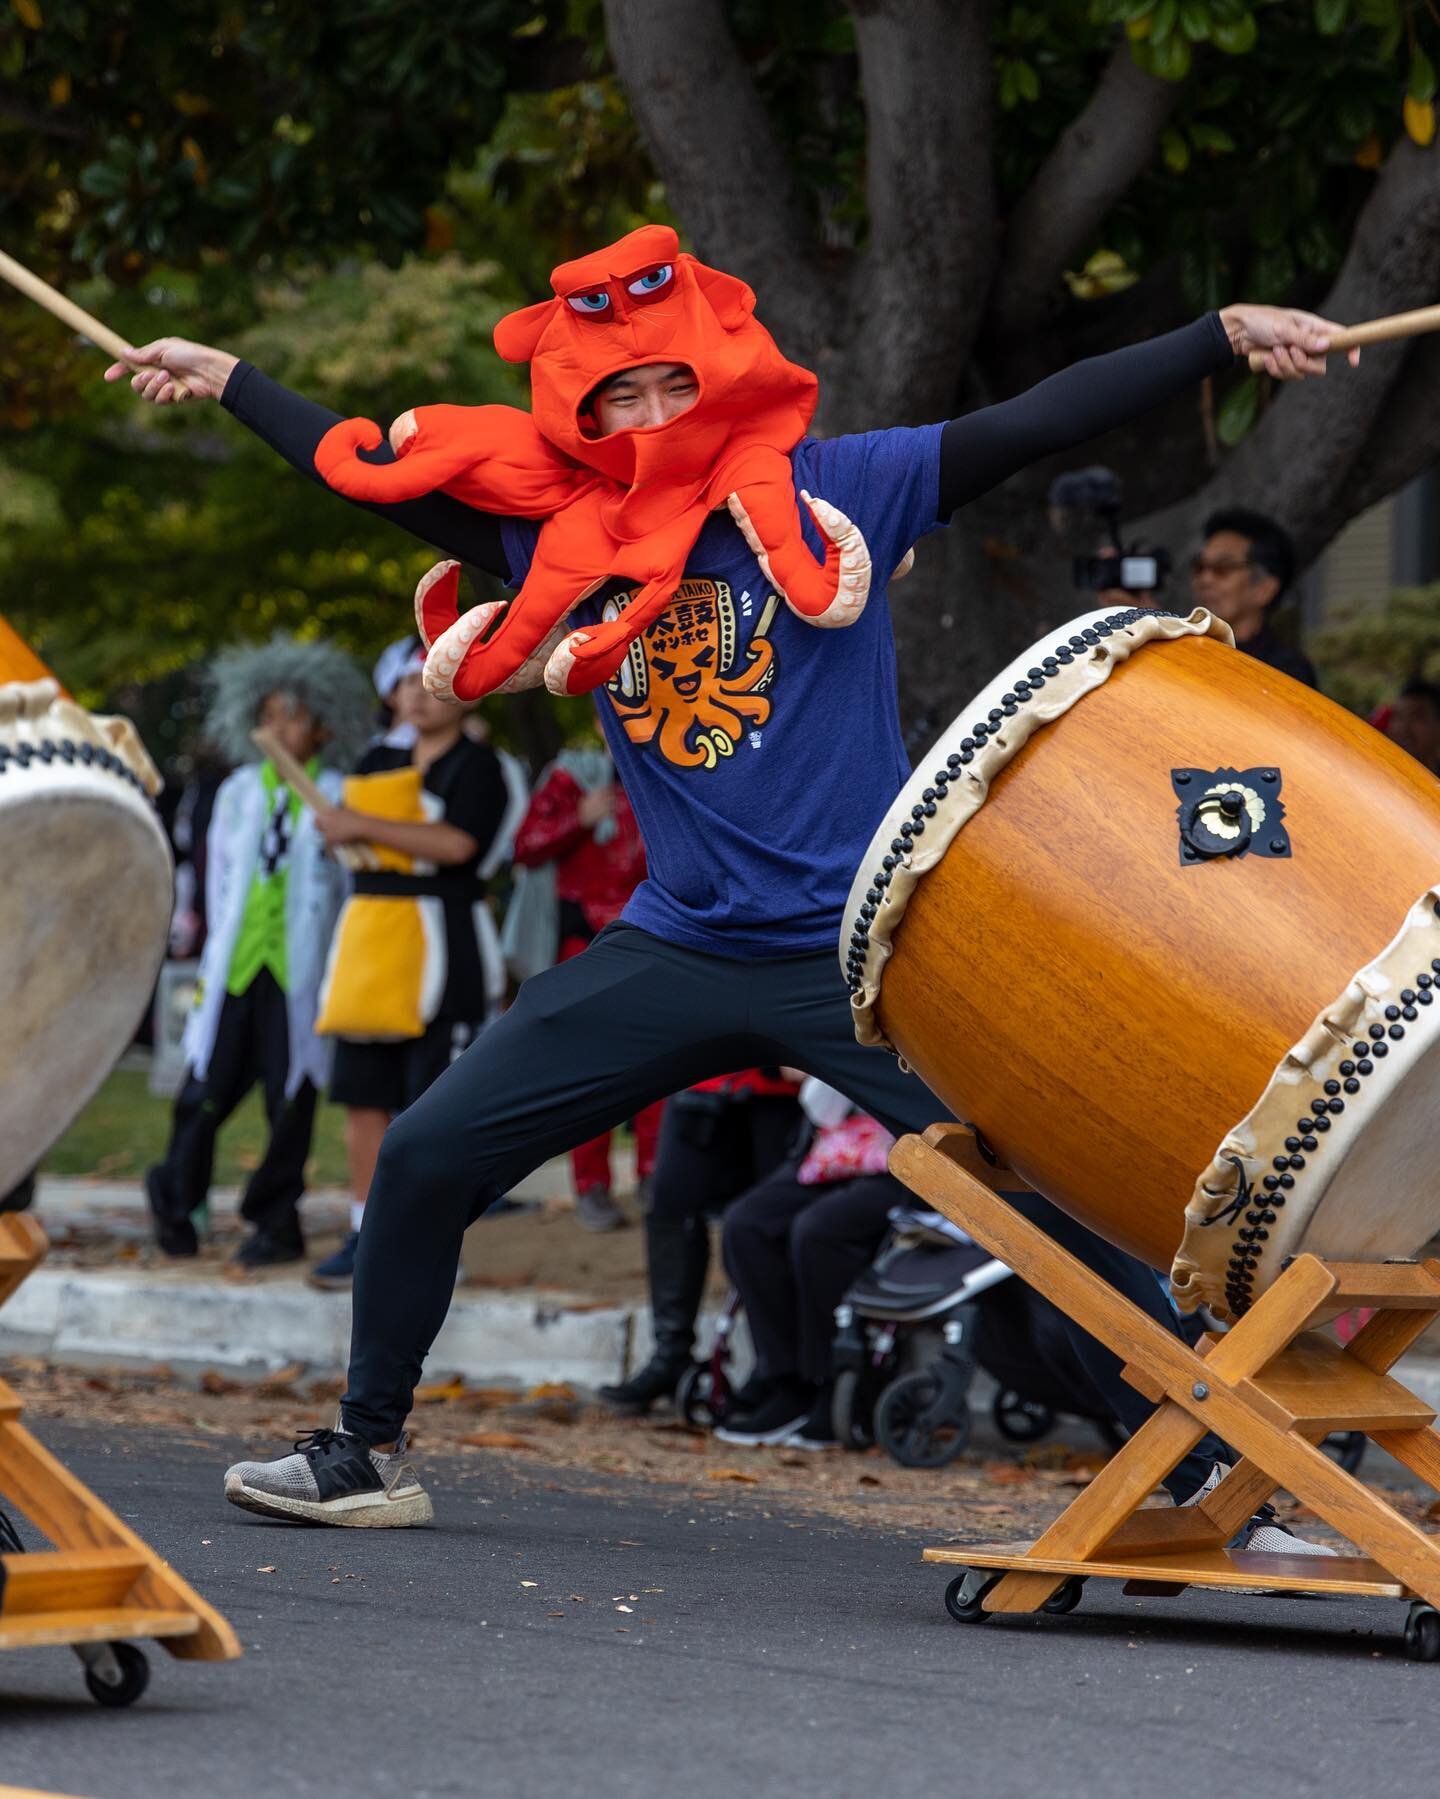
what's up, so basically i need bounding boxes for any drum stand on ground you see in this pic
[893,1123,1440,1661]
[0,1215,240,1705]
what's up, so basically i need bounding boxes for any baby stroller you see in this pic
[831,1206,1128,1468]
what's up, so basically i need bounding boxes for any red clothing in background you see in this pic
[512,764,646,934]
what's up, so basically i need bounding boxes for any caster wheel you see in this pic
[831,1369,875,1452]
[944,1571,1000,1624]
[676,1364,719,1429]
[1404,1603,1440,1662]
[83,1641,150,1708]
[1042,1577,1085,1616]
[875,1372,970,1469]
[993,1390,1054,1444]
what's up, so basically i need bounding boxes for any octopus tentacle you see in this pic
[423,603,507,704]
[725,482,871,628]
[795,490,871,628]
[413,559,463,649]
[543,566,691,696]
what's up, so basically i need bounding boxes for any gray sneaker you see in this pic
[223,1426,434,1528]
[575,1185,626,1233]
[1182,1462,1338,1556]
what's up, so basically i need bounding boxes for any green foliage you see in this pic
[1,0,1434,713]
[0,255,523,716]
[2,0,566,273]
[1313,586,1440,715]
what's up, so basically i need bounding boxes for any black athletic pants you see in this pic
[724,1170,902,1385]
[150,969,317,1242]
[344,924,1222,1498]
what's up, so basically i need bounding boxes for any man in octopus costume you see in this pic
[113,228,1343,1547]
[312,225,870,702]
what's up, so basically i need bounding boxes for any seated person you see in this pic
[715,1081,905,1449]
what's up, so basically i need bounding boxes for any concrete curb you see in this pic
[0,1265,646,1387]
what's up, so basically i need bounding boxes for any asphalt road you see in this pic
[0,1422,1431,1799]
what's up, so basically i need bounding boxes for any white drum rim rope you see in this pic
[1174,884,1440,1319]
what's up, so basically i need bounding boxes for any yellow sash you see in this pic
[314,765,443,1041]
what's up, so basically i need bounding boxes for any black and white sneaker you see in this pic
[223,1426,434,1527]
[784,1384,838,1452]
[1182,1462,1338,1557]
[714,1379,812,1448]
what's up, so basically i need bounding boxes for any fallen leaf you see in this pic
[200,1370,237,1395]
[415,1376,468,1404]
[462,1430,533,1450]
[547,1611,565,1618]
[984,1463,1037,1486]
[520,1580,538,1588]
[615,1604,633,1613]
[527,1382,577,1402]
[255,1362,305,1399]
[857,1474,882,1488]
[256,1565,277,1574]
[708,1467,760,1484]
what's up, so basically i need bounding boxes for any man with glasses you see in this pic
[1189,507,1318,687]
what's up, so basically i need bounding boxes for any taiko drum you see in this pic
[846,606,1440,1319]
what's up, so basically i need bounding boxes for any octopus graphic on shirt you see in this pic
[604,577,778,772]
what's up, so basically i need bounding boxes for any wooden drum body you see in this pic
[0,634,171,1192]
[846,606,1440,1320]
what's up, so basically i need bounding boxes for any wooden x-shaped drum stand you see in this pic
[0,1214,239,1705]
[892,1124,1440,1659]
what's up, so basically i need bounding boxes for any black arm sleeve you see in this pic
[220,361,511,577]
[938,313,1233,518]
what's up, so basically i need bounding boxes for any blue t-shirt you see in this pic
[503,424,946,958]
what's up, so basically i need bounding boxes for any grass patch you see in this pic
[43,1066,351,1187]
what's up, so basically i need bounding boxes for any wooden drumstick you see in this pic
[1247,301,1440,371]
[0,245,191,398]
[250,727,381,872]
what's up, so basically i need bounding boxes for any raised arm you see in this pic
[938,304,1356,518]
[106,339,510,577]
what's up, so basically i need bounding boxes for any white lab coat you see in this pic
[181,763,346,1098]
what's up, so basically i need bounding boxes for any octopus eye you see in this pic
[626,264,674,296]
[567,290,612,315]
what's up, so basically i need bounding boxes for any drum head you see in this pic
[0,757,171,1191]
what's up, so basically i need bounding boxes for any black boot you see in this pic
[597,1212,709,1413]
[145,1165,199,1258]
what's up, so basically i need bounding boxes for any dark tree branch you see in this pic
[988,43,1178,342]
[601,0,832,357]
[845,0,996,421]
[1343,336,1440,522]
[1141,140,1440,569]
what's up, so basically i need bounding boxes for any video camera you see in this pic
[1045,465,1170,597]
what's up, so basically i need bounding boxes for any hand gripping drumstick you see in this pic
[0,245,191,398]
[250,727,381,873]
[1247,301,1440,371]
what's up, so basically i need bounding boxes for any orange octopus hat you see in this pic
[314,224,871,700]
